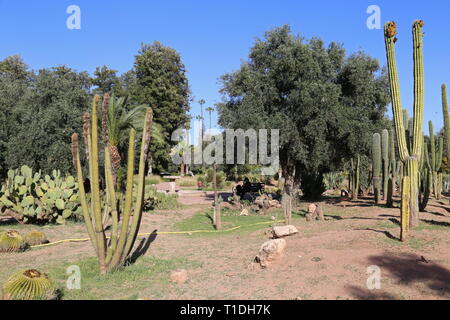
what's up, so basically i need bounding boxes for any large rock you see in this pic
[255,239,287,268]
[272,225,299,238]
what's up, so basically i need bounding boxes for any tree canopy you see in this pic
[217,25,390,198]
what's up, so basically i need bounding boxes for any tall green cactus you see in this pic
[389,128,397,196]
[381,129,390,200]
[71,95,153,274]
[441,84,450,201]
[349,156,360,200]
[372,133,382,204]
[384,20,425,229]
[428,121,443,199]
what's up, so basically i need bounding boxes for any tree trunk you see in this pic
[283,174,294,225]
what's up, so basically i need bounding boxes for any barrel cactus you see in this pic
[2,269,57,300]
[24,231,49,246]
[0,230,27,253]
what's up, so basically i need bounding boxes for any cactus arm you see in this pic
[437,136,443,171]
[412,20,425,159]
[429,121,436,171]
[372,133,382,204]
[90,95,107,270]
[71,133,97,254]
[382,129,389,200]
[442,84,450,162]
[124,108,154,260]
[384,22,410,161]
[107,129,136,271]
[104,146,119,265]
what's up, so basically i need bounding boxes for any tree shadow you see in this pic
[127,230,158,265]
[356,228,399,241]
[365,252,450,296]
[420,219,450,228]
[0,216,18,226]
[345,285,399,300]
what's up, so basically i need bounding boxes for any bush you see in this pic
[197,168,226,190]
[177,176,197,187]
[141,186,181,211]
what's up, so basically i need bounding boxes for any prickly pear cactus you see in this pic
[0,165,81,224]
[2,269,57,300]
[0,230,27,253]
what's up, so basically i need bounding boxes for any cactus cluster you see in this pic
[384,20,425,235]
[0,230,27,253]
[0,166,80,224]
[2,269,57,300]
[372,129,397,206]
[71,94,153,274]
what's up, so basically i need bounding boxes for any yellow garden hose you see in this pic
[30,220,285,249]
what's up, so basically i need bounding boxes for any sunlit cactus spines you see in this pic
[384,20,425,230]
[0,230,27,253]
[71,94,154,274]
[24,231,48,246]
[2,269,57,300]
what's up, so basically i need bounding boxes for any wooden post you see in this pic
[213,164,221,230]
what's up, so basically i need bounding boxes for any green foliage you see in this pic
[217,25,390,199]
[140,186,181,211]
[2,269,57,300]
[0,62,92,175]
[129,41,191,173]
[323,172,345,190]
[0,166,80,224]
[197,168,226,189]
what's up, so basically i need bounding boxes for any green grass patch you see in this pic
[173,209,284,236]
[46,255,202,300]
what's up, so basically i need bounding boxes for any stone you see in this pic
[170,269,188,284]
[255,239,287,268]
[307,203,317,214]
[272,225,299,238]
[240,209,249,216]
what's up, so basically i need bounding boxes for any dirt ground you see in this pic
[1,192,449,300]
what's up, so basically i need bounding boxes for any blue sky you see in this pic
[1,0,449,133]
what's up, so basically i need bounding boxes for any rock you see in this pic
[240,209,249,216]
[272,225,299,238]
[255,239,287,268]
[170,269,188,284]
[269,200,279,207]
[307,203,317,214]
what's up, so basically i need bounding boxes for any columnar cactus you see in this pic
[400,176,410,242]
[349,156,360,200]
[384,20,425,228]
[428,121,443,199]
[381,129,390,200]
[389,128,397,195]
[372,133,382,204]
[71,95,153,274]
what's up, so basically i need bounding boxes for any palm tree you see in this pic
[206,106,214,131]
[102,93,148,181]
